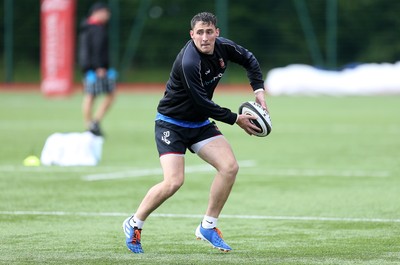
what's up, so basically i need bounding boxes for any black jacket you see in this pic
[157,37,265,125]
[78,19,109,72]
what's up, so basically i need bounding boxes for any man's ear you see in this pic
[190,30,194,39]
[215,28,220,37]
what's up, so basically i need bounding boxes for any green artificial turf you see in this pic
[0,91,399,264]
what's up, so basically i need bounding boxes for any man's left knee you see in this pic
[220,159,239,179]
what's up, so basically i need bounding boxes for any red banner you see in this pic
[40,0,75,96]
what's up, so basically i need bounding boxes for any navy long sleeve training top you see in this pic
[157,37,264,125]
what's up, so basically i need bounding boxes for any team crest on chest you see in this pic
[219,58,225,69]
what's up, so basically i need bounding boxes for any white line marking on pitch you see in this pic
[245,169,390,178]
[1,211,399,223]
[81,160,257,181]
[0,163,390,179]
[0,165,128,173]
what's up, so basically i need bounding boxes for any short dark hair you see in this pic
[190,12,217,29]
[89,2,109,15]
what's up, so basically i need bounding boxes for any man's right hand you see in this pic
[236,114,261,136]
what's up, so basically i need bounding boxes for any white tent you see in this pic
[266,62,400,96]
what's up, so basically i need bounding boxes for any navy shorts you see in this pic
[155,120,223,156]
[84,69,117,96]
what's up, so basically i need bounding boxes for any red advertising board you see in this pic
[40,0,75,96]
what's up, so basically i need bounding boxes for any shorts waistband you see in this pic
[156,112,210,128]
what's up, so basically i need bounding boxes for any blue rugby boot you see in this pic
[123,216,144,254]
[195,223,232,252]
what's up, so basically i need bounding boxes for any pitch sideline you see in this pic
[0,164,389,179]
[0,210,399,223]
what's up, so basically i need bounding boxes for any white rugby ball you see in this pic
[238,101,272,137]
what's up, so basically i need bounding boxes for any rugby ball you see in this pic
[238,101,272,137]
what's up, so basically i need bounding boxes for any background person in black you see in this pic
[78,2,116,136]
[123,12,269,253]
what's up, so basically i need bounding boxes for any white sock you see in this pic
[129,215,144,229]
[201,215,218,229]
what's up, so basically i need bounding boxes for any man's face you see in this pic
[190,21,219,55]
[96,9,111,23]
